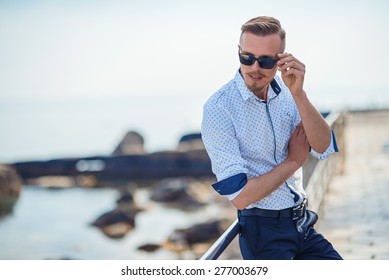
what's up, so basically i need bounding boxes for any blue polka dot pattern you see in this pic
[201,71,337,210]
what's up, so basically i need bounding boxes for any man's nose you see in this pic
[251,59,260,70]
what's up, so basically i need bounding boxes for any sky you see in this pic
[1,0,389,161]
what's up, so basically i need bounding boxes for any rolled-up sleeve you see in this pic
[310,130,339,160]
[201,100,248,200]
[211,173,247,200]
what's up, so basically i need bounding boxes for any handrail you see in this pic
[199,110,347,260]
[199,219,239,260]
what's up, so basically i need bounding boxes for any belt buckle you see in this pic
[292,198,307,220]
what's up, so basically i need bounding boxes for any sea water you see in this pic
[0,185,223,260]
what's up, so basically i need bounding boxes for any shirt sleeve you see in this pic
[201,100,248,200]
[310,129,339,160]
[292,105,339,160]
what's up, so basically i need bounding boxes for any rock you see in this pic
[150,178,205,210]
[0,164,22,216]
[116,190,134,204]
[137,243,161,252]
[138,219,228,253]
[91,209,138,239]
[166,220,226,248]
[27,176,76,188]
[12,150,213,182]
[112,131,145,156]
[115,186,145,213]
[177,133,204,152]
[116,186,137,207]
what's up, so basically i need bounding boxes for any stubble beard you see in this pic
[247,81,268,100]
[243,69,269,99]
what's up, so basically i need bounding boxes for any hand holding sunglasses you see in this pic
[276,52,306,96]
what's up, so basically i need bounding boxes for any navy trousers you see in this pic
[238,209,342,260]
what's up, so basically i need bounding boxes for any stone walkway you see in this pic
[316,109,389,259]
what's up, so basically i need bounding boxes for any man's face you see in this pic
[239,32,283,99]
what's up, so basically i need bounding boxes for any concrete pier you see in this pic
[316,109,389,259]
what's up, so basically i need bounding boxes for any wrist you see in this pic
[283,158,303,174]
[291,89,306,98]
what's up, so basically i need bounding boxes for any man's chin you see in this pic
[248,84,267,96]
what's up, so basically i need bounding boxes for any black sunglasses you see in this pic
[238,51,278,69]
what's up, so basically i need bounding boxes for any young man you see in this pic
[201,16,342,259]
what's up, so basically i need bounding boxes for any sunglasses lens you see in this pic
[239,53,277,69]
[260,58,277,69]
[239,54,255,66]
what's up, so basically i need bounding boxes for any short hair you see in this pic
[240,16,286,50]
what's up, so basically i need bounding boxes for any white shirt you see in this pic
[201,70,338,210]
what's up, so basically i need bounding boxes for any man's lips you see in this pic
[248,73,262,81]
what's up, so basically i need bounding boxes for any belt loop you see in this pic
[237,210,244,237]
[277,209,281,223]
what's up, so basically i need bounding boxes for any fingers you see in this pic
[292,123,307,141]
[277,53,305,67]
[277,53,306,94]
[277,53,305,73]
[287,124,310,166]
[293,122,304,133]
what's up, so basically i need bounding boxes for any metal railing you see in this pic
[199,110,347,260]
[199,219,239,260]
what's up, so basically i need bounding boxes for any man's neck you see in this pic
[253,85,269,101]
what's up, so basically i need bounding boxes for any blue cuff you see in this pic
[332,130,339,152]
[211,173,247,195]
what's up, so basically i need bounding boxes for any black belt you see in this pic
[239,198,307,220]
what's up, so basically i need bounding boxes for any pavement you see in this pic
[316,109,389,259]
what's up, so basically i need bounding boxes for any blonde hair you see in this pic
[240,16,286,50]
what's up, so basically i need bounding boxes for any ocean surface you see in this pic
[0,95,206,163]
[0,184,227,260]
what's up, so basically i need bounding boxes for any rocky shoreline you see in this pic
[8,132,213,188]
[0,164,22,216]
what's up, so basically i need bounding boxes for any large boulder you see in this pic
[0,164,22,216]
[137,219,228,253]
[90,209,137,239]
[150,178,205,210]
[177,133,205,152]
[112,131,145,156]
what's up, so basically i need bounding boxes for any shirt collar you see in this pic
[234,70,282,102]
